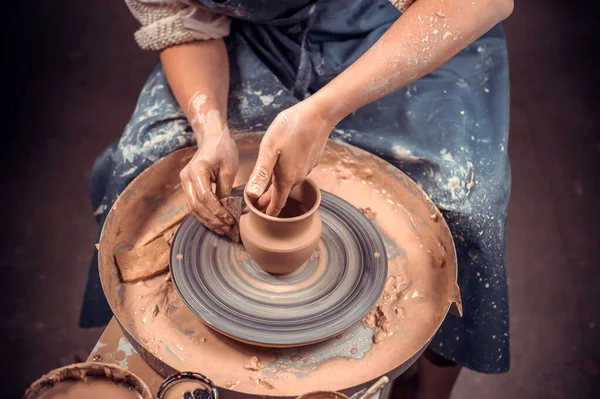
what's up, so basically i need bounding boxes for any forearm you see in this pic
[160,39,230,144]
[312,0,513,124]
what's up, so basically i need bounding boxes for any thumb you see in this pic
[216,167,236,199]
[246,146,279,199]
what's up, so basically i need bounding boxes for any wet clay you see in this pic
[40,378,142,399]
[98,134,461,396]
[243,356,275,390]
[115,236,170,282]
[240,178,322,274]
[363,275,409,344]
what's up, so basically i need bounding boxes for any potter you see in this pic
[240,178,322,275]
[85,0,514,397]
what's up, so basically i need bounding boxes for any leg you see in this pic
[389,349,461,399]
[416,351,462,399]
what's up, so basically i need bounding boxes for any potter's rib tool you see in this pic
[170,188,388,347]
[220,195,243,243]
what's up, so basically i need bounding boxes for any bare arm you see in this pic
[161,39,229,136]
[247,0,514,215]
[313,0,514,123]
[162,40,240,239]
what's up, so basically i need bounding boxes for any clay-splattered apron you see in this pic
[82,0,511,374]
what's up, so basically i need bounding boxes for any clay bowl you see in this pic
[24,362,153,399]
[240,178,322,274]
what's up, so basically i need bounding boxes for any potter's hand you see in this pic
[180,114,239,240]
[246,99,333,216]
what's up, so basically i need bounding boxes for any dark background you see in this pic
[1,0,599,398]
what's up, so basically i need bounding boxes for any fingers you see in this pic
[184,174,228,229]
[191,168,236,226]
[216,167,236,199]
[257,185,273,210]
[246,147,279,199]
[182,178,226,235]
[181,163,236,237]
[266,179,294,217]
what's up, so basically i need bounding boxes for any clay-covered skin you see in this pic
[40,378,143,399]
[162,41,239,241]
[245,0,513,217]
[240,179,322,274]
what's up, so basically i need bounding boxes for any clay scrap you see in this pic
[134,212,186,250]
[243,356,274,390]
[114,236,170,283]
[162,224,179,246]
[114,196,241,283]
[359,207,376,220]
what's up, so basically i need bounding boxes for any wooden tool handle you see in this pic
[357,376,389,399]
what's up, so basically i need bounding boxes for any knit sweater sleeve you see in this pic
[389,0,417,12]
[125,0,231,51]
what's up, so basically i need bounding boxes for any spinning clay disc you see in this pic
[170,189,388,347]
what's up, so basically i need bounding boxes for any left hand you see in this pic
[246,99,334,216]
[180,111,239,241]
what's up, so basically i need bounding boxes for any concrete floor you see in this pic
[1,0,598,398]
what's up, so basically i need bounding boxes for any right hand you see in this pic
[246,99,333,216]
[180,113,239,240]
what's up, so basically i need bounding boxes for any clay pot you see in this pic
[240,178,322,274]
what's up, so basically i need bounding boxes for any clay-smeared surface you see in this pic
[98,134,460,397]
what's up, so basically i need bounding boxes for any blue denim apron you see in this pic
[82,0,511,373]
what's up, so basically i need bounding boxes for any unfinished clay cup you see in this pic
[240,178,322,274]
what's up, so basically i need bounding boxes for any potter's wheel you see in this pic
[170,189,388,347]
[98,133,462,398]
